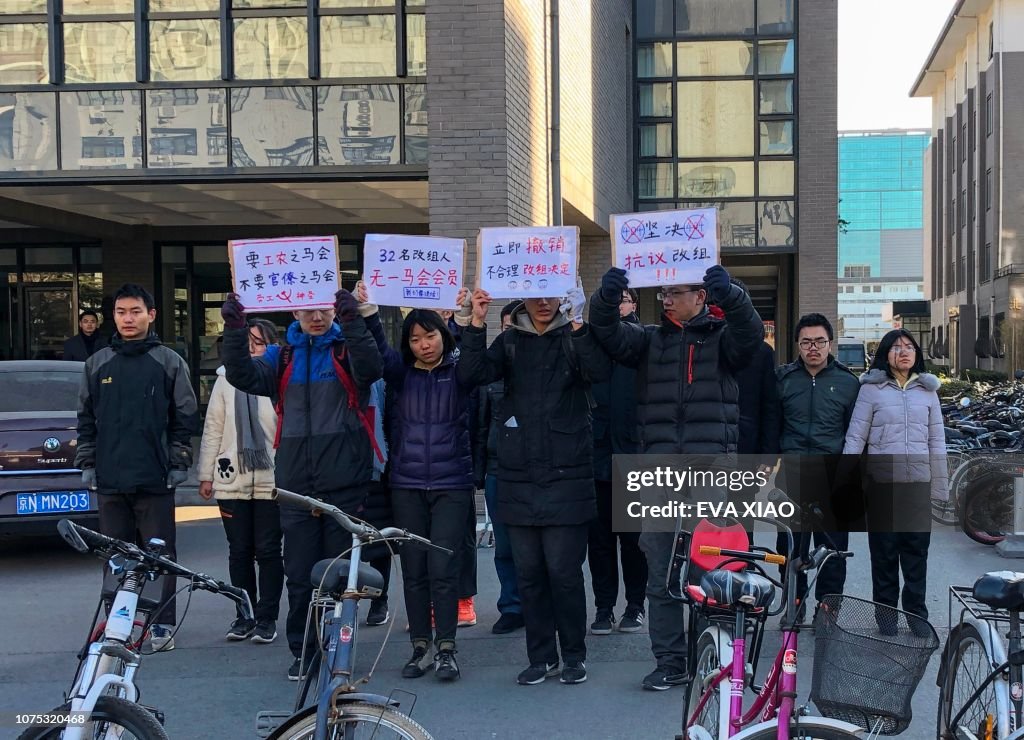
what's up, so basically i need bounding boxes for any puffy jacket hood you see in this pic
[216,365,226,377]
[860,368,941,392]
[510,303,571,335]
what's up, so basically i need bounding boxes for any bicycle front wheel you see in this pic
[937,624,1000,739]
[270,701,432,740]
[685,629,728,739]
[17,696,168,740]
[738,719,863,738]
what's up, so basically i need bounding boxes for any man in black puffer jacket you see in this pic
[458,286,611,686]
[589,265,764,691]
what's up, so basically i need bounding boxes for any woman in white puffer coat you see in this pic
[198,319,282,644]
[842,329,946,630]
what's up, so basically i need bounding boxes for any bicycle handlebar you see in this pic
[698,545,787,566]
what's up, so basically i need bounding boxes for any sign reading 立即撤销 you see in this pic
[228,236,341,312]
[610,207,719,289]
[362,234,466,309]
[477,226,579,299]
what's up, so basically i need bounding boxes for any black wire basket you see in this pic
[810,594,939,735]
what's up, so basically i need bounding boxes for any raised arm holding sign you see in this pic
[610,207,719,289]
[477,226,580,299]
[363,234,466,309]
[228,236,341,311]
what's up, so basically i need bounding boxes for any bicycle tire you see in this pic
[686,629,727,739]
[737,719,863,738]
[961,472,1012,545]
[936,623,1000,740]
[17,696,168,740]
[269,701,433,740]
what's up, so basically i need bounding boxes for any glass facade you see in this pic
[635,0,796,250]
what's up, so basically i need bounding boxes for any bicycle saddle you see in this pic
[973,571,1024,611]
[956,425,985,437]
[944,427,965,442]
[690,569,776,611]
[311,558,385,598]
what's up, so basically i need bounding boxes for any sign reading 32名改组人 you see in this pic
[362,234,466,309]
[610,207,719,289]
[228,236,341,312]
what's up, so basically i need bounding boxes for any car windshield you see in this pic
[0,370,82,413]
[837,347,864,366]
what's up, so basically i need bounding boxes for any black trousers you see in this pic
[392,488,472,644]
[98,492,178,626]
[868,531,931,619]
[218,498,284,623]
[366,554,392,602]
[280,487,367,659]
[588,480,647,611]
[459,495,478,599]
[776,529,849,603]
[507,523,589,665]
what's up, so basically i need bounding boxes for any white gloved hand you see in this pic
[559,280,586,324]
[453,287,473,327]
[354,280,379,318]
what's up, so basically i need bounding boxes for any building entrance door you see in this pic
[24,285,75,360]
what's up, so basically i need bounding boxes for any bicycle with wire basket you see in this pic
[257,488,451,740]
[18,518,254,740]
[936,571,1024,738]
[674,490,939,739]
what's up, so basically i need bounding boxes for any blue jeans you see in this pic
[485,474,521,615]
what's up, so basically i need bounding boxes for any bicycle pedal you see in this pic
[140,705,165,725]
[256,710,292,739]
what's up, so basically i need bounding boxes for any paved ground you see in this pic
[0,514,1014,740]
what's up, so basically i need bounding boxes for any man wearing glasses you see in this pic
[776,313,861,617]
[589,264,764,691]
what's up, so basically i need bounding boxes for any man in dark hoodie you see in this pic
[590,265,764,691]
[458,285,611,686]
[220,288,382,679]
[63,310,108,361]
[76,283,199,651]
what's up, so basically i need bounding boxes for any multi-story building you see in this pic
[0,0,836,405]
[837,130,928,347]
[911,0,1024,374]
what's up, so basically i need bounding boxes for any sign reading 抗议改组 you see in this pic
[363,234,466,309]
[228,236,341,311]
[610,207,719,289]
[477,226,579,299]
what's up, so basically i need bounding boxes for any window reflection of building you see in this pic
[231,87,314,167]
[318,85,400,166]
[64,22,135,83]
[151,19,221,82]
[0,92,57,171]
[148,88,227,168]
[0,23,48,85]
[759,201,795,247]
[234,16,308,80]
[404,84,427,164]
[59,90,142,170]
[321,15,397,78]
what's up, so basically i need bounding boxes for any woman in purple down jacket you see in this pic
[355,282,474,683]
[842,329,947,629]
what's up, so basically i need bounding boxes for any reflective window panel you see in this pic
[234,17,308,80]
[63,0,135,13]
[639,83,672,117]
[64,22,136,83]
[321,15,396,78]
[150,0,219,9]
[758,40,795,75]
[407,13,426,76]
[758,0,795,34]
[758,160,794,196]
[59,90,142,169]
[322,0,395,6]
[639,123,672,157]
[147,89,227,168]
[636,0,673,39]
[676,0,755,36]
[233,0,306,7]
[760,120,793,155]
[758,200,795,247]
[0,24,48,85]
[679,200,757,248]
[151,19,221,82]
[0,92,58,172]
[678,161,754,198]
[404,83,427,164]
[677,41,753,77]
[677,80,753,157]
[1,1,47,12]
[759,80,793,114]
[318,85,400,165]
[230,87,314,166]
[638,162,675,199]
[637,43,672,78]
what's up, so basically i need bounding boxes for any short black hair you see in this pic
[79,310,99,321]
[247,318,279,346]
[871,329,926,377]
[794,313,834,342]
[500,300,523,321]
[401,309,456,365]
[113,283,155,312]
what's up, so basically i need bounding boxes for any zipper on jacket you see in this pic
[807,374,816,452]
[306,335,314,494]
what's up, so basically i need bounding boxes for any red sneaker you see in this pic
[458,597,477,627]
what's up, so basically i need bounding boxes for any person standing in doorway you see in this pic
[63,310,107,361]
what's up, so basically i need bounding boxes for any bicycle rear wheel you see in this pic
[961,472,1012,545]
[17,696,168,740]
[937,624,1000,739]
[738,719,862,738]
[269,701,432,740]
[685,629,728,739]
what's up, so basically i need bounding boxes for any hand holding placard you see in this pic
[610,207,718,289]
[470,289,492,329]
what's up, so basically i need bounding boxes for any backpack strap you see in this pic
[561,331,597,411]
[329,343,386,464]
[273,345,295,449]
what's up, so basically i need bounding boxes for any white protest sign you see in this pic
[229,236,340,311]
[477,226,579,299]
[363,234,466,309]
[610,207,719,288]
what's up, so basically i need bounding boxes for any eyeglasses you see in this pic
[621,297,635,304]
[797,339,830,350]
[889,345,916,355]
[657,288,700,302]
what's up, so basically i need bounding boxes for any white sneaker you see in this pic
[149,625,175,651]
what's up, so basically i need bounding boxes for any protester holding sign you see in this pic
[219,288,382,681]
[457,281,611,687]
[355,282,475,682]
[589,264,763,691]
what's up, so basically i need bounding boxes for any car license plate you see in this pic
[16,491,91,516]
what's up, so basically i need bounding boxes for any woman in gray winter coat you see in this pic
[842,329,946,629]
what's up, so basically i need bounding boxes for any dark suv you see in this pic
[0,361,98,537]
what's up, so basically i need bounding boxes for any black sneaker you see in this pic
[287,657,310,682]
[433,644,461,681]
[402,642,430,679]
[251,620,277,644]
[517,661,560,685]
[642,666,688,691]
[560,660,587,684]
[590,608,615,635]
[226,618,256,641]
[491,612,525,634]
[618,606,645,633]
[366,599,390,627]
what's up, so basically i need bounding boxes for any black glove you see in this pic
[82,468,97,491]
[600,267,629,303]
[221,293,246,330]
[166,468,188,489]
[334,289,359,323]
[702,265,731,306]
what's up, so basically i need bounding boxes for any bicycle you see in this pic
[257,488,450,740]
[18,518,253,740]
[674,493,938,739]
[936,571,1024,738]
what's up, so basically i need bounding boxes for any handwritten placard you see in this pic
[477,226,579,299]
[610,207,719,288]
[363,234,466,309]
[229,236,340,311]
